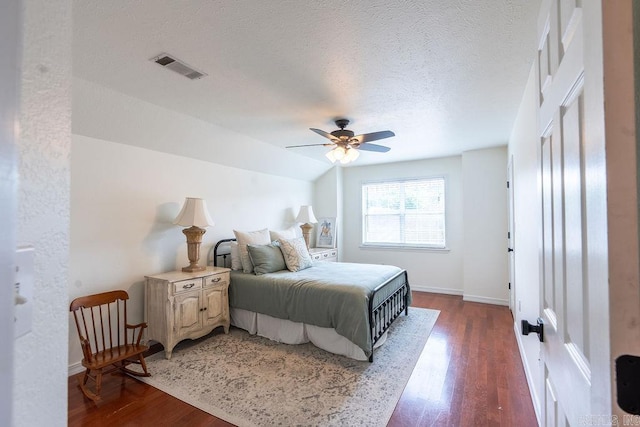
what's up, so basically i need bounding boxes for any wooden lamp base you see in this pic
[181,226,207,272]
[300,223,313,250]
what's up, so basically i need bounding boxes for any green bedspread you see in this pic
[229,262,410,357]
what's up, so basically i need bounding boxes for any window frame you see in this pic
[360,176,447,250]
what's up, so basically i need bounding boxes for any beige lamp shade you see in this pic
[295,205,317,224]
[174,197,214,227]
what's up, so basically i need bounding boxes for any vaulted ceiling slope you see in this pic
[73,0,540,178]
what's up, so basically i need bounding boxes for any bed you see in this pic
[213,238,411,361]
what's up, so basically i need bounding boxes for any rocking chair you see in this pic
[70,290,151,401]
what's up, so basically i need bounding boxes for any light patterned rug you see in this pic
[138,307,439,427]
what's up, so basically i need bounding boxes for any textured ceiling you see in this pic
[73,0,540,170]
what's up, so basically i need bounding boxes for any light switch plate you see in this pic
[15,246,34,338]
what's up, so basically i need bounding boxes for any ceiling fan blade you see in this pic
[353,130,395,143]
[357,143,391,153]
[286,143,334,148]
[310,128,338,141]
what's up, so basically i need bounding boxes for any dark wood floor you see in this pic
[68,292,537,426]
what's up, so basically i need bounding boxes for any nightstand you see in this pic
[309,247,338,262]
[144,266,230,359]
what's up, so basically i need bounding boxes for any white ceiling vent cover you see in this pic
[151,53,207,80]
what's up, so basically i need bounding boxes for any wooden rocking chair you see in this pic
[70,290,151,401]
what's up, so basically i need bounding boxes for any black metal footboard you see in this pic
[368,270,410,362]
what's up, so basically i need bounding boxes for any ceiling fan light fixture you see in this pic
[295,119,394,163]
[325,149,337,163]
[333,146,347,160]
[341,147,360,164]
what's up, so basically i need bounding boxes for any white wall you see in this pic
[68,136,313,371]
[507,66,542,421]
[73,78,329,182]
[341,157,465,294]
[0,1,21,425]
[338,150,509,302]
[461,147,509,305]
[15,0,71,425]
[313,167,343,254]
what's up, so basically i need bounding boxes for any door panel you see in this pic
[559,1,580,55]
[541,133,554,312]
[562,91,587,357]
[203,286,225,326]
[174,291,202,336]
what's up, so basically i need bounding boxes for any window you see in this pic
[361,177,446,248]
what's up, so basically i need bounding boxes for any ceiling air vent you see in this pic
[151,53,207,80]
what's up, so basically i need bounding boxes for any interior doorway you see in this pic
[507,156,516,315]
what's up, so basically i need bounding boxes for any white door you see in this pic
[507,156,516,313]
[536,0,611,424]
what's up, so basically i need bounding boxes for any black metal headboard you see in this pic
[212,238,236,268]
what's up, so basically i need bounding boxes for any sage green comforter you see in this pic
[229,262,410,357]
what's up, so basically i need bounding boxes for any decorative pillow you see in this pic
[270,227,298,241]
[247,244,286,275]
[278,237,313,272]
[230,242,242,271]
[233,228,271,274]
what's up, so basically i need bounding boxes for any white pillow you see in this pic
[230,242,242,271]
[233,228,271,273]
[270,227,298,241]
[278,237,313,272]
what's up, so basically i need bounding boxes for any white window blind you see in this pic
[362,177,446,248]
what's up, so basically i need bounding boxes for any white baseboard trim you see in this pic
[411,287,510,307]
[513,321,542,426]
[462,294,509,306]
[410,285,463,296]
[68,361,84,377]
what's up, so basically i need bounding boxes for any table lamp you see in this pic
[295,205,317,250]
[174,197,214,272]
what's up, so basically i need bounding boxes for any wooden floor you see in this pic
[68,292,537,426]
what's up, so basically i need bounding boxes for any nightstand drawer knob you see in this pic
[211,277,221,283]
[183,283,195,289]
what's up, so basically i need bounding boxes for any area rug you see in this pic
[137,307,439,427]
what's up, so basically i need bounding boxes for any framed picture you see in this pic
[316,217,337,248]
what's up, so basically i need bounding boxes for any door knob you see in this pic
[616,355,640,415]
[508,248,514,252]
[521,318,544,342]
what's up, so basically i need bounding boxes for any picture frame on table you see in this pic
[316,217,337,248]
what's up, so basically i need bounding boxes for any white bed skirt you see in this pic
[230,307,387,361]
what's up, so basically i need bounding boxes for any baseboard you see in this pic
[412,287,510,307]
[411,285,463,296]
[513,321,542,426]
[462,294,509,306]
[68,361,84,377]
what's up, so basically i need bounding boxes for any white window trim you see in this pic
[360,175,447,250]
[359,243,450,252]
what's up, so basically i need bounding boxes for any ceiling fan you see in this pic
[286,119,395,164]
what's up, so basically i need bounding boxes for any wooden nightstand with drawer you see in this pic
[145,266,230,359]
[309,248,338,263]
